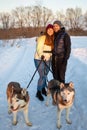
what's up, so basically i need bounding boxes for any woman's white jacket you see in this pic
[34,35,52,61]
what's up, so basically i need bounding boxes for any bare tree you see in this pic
[12,7,26,28]
[55,10,65,25]
[65,7,83,30]
[9,14,16,28]
[0,12,10,29]
[84,11,87,28]
[31,5,43,27]
[24,6,32,27]
[56,10,65,20]
[42,7,54,26]
[0,5,86,30]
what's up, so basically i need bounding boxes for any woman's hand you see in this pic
[41,55,45,60]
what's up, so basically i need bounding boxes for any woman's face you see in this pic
[47,28,54,36]
[53,23,61,32]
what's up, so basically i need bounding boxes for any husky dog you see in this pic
[46,79,75,129]
[6,82,32,126]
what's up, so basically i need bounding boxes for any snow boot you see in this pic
[42,87,47,96]
[36,91,44,101]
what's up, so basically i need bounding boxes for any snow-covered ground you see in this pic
[0,36,87,130]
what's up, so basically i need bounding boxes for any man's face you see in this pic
[53,24,61,32]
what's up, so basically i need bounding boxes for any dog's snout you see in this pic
[64,99,67,102]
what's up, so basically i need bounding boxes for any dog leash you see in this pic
[26,59,53,90]
[43,60,53,74]
[26,59,43,89]
[43,60,53,86]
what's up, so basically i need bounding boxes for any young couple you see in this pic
[34,21,71,101]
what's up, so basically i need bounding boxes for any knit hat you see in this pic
[46,24,53,31]
[53,20,63,28]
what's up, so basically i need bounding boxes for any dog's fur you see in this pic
[46,79,75,129]
[6,82,32,126]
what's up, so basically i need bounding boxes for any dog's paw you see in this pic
[8,110,12,114]
[26,122,32,126]
[57,124,62,129]
[66,119,72,124]
[45,102,49,106]
[52,101,57,106]
[12,121,18,125]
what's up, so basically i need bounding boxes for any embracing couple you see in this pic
[34,20,71,101]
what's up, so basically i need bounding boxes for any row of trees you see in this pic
[0,5,87,30]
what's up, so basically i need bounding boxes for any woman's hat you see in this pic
[46,24,53,31]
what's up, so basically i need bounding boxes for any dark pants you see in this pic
[52,55,67,83]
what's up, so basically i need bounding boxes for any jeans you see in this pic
[34,59,50,91]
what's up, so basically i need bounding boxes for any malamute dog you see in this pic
[46,79,75,129]
[6,82,32,126]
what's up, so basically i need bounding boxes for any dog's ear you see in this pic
[12,94,17,100]
[56,80,60,86]
[21,88,27,96]
[11,85,14,95]
[60,83,64,89]
[69,82,74,88]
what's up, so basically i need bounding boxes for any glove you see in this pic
[41,55,44,60]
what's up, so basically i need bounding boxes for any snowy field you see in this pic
[0,36,87,130]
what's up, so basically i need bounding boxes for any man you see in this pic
[52,20,71,83]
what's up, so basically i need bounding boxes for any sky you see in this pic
[0,36,87,130]
[0,0,87,13]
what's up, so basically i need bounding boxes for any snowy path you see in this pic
[0,37,87,130]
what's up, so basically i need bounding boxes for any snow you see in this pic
[0,36,87,130]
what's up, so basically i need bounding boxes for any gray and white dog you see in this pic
[46,79,75,129]
[6,82,32,126]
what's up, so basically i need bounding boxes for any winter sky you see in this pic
[0,0,87,13]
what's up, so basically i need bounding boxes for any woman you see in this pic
[34,24,54,101]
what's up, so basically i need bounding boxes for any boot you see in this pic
[42,87,47,96]
[36,91,44,101]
